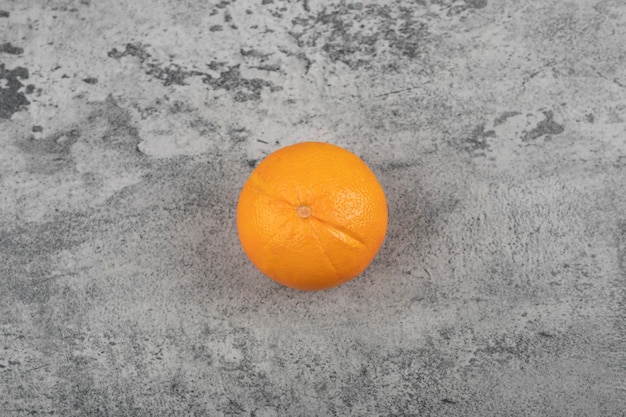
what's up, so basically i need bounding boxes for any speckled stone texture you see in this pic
[1,0,626,416]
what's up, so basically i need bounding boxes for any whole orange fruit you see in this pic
[237,142,388,291]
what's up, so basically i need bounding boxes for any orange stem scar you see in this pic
[297,205,312,219]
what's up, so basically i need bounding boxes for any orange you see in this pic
[237,142,388,291]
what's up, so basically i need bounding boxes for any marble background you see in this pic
[1,0,626,415]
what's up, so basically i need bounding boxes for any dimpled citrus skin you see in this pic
[237,142,388,291]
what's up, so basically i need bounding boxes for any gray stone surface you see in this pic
[1,0,626,415]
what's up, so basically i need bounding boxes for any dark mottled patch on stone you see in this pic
[0,42,24,55]
[82,77,98,84]
[109,43,200,86]
[0,64,30,119]
[201,65,282,102]
[109,43,280,99]
[247,159,258,168]
[240,48,271,59]
[522,110,565,142]
[494,111,521,126]
[32,125,43,132]
[467,0,488,9]
[188,117,216,136]
[292,4,432,69]
[146,64,201,87]
[262,0,274,4]
[108,42,151,62]
[252,64,281,72]
[585,113,595,123]
[206,61,225,71]
[463,123,496,155]
[25,84,35,94]
[210,25,224,32]
[0,10,9,17]
[168,100,194,114]
[228,127,250,144]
